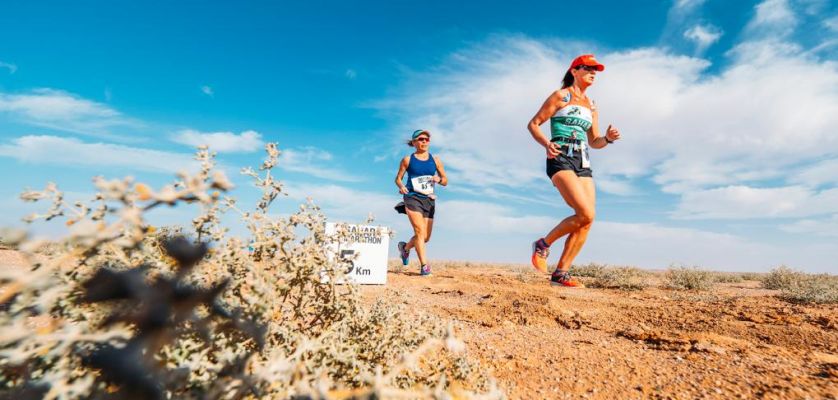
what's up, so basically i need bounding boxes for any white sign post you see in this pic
[324,222,389,285]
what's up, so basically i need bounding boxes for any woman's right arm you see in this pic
[394,156,410,194]
[527,90,565,158]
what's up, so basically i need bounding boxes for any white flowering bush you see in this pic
[0,145,502,399]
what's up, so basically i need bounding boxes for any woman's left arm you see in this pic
[432,156,448,186]
[587,106,620,149]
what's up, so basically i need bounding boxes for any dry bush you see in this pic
[738,272,763,281]
[0,145,503,399]
[586,266,649,291]
[568,263,605,278]
[712,272,744,283]
[762,265,806,290]
[763,266,838,304]
[665,266,713,291]
[779,274,838,304]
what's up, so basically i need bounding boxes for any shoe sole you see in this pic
[550,281,585,288]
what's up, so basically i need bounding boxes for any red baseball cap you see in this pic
[569,54,605,71]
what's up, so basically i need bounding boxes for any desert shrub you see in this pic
[666,266,713,291]
[761,265,806,290]
[712,272,744,283]
[762,266,838,304]
[779,274,838,304]
[569,263,605,278]
[587,266,649,291]
[738,272,763,281]
[0,145,502,399]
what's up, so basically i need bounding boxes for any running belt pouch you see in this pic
[394,201,406,214]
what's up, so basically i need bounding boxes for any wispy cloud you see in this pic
[172,129,263,153]
[780,214,838,237]
[201,85,214,97]
[672,185,838,219]
[673,0,707,12]
[0,61,16,74]
[745,0,797,38]
[280,147,363,182]
[345,69,357,79]
[0,135,198,173]
[284,182,396,223]
[683,24,723,54]
[0,89,137,140]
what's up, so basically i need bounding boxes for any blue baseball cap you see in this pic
[412,129,430,139]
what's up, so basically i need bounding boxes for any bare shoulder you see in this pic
[400,155,411,166]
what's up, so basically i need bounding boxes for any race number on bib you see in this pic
[411,175,435,195]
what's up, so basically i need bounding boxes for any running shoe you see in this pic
[398,241,409,265]
[550,271,585,288]
[531,238,550,273]
[420,264,432,276]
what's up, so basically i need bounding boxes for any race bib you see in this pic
[581,142,590,169]
[411,175,435,195]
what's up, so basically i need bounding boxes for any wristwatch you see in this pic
[605,136,614,144]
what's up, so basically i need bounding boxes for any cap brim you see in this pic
[412,130,431,139]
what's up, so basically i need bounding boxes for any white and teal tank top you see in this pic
[550,92,594,142]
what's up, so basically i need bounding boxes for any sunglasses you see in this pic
[414,137,430,143]
[576,65,598,72]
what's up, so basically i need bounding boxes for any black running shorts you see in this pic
[546,147,593,179]
[400,194,435,218]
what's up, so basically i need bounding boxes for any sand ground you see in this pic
[361,263,837,400]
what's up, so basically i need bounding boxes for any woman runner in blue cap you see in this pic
[394,129,448,276]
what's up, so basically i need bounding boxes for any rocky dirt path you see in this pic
[362,265,837,399]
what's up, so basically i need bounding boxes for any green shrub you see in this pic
[666,266,713,291]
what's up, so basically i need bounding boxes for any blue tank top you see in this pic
[405,153,437,198]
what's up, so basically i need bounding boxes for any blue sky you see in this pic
[1,0,837,272]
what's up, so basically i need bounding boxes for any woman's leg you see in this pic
[542,171,596,246]
[404,209,429,266]
[555,177,596,271]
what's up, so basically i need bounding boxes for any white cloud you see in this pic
[172,129,263,153]
[780,214,838,237]
[435,200,555,235]
[279,147,362,182]
[0,135,197,173]
[0,61,16,74]
[683,24,723,54]
[791,158,838,187]
[283,182,398,224]
[746,0,797,37]
[582,220,837,272]
[825,15,838,32]
[0,89,136,139]
[201,85,214,97]
[674,0,707,12]
[672,185,838,219]
[375,34,838,200]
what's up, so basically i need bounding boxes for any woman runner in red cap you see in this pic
[526,54,621,287]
